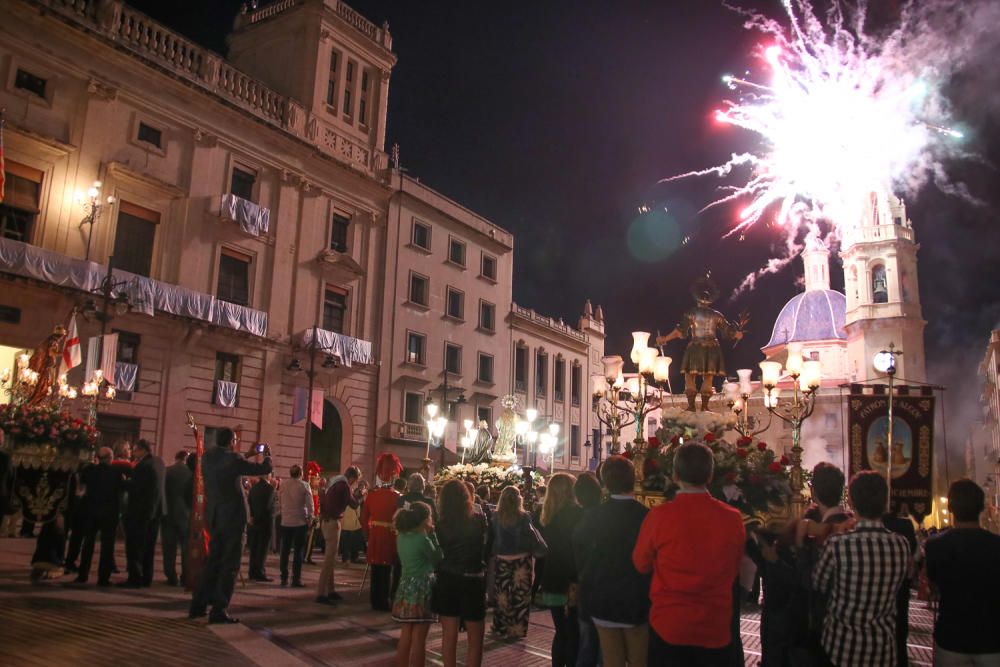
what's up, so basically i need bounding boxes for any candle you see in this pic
[737,368,753,395]
[759,361,782,387]
[653,356,672,382]
[630,332,651,364]
[785,343,803,376]
[638,347,659,375]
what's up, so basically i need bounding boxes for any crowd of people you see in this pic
[4,430,999,667]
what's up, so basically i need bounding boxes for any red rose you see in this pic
[724,472,737,483]
[750,474,762,484]
[757,442,768,451]
[768,462,783,473]
[779,455,789,466]
[736,448,749,458]
[643,458,660,477]
[737,436,752,448]
[647,436,661,450]
[704,433,717,442]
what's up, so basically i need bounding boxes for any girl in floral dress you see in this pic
[491,486,547,639]
[392,501,442,667]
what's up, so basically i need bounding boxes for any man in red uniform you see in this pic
[361,453,402,611]
[633,442,745,666]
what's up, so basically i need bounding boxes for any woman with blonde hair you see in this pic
[540,473,584,666]
[490,485,547,639]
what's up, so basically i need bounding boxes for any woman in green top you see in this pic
[392,501,442,667]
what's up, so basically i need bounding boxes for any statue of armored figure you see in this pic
[657,274,745,412]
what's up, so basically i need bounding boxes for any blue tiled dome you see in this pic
[765,290,847,348]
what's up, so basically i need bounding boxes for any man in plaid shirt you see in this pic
[813,471,910,667]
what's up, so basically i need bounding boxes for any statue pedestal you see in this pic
[490,456,514,470]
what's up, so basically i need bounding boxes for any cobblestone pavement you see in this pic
[0,536,934,666]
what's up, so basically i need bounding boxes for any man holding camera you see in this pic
[189,429,272,624]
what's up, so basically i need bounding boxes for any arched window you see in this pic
[872,264,888,303]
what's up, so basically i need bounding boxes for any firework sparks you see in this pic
[666,0,996,293]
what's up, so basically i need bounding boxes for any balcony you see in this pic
[299,327,374,367]
[511,303,587,343]
[220,193,269,237]
[842,224,915,247]
[0,236,268,337]
[392,420,426,442]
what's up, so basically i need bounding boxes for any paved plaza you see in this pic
[0,536,935,666]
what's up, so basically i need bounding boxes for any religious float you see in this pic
[0,325,101,577]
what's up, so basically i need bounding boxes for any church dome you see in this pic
[765,289,847,348]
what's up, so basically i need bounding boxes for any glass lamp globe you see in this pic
[873,351,895,374]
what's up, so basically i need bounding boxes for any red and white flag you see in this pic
[60,314,82,374]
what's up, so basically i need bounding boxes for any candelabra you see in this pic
[758,343,822,515]
[723,369,772,439]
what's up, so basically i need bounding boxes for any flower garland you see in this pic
[638,409,791,517]
[0,403,97,450]
[433,463,543,493]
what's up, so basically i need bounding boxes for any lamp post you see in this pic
[757,342,822,515]
[76,181,115,262]
[422,402,447,477]
[287,325,347,468]
[873,344,900,512]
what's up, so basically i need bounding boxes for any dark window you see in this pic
[479,301,496,332]
[448,238,466,266]
[0,166,41,242]
[323,287,347,333]
[326,50,339,109]
[14,69,46,98]
[213,352,239,405]
[514,346,527,392]
[412,221,430,250]
[406,332,425,365]
[478,353,494,384]
[571,425,580,458]
[404,392,423,424]
[230,166,255,201]
[112,202,158,277]
[344,60,355,117]
[536,352,547,397]
[554,358,565,402]
[446,288,464,320]
[481,254,497,280]
[408,273,428,306]
[571,364,582,406]
[872,265,888,303]
[445,343,462,376]
[217,248,251,306]
[136,122,162,148]
[477,406,492,425]
[330,213,350,252]
[359,70,370,126]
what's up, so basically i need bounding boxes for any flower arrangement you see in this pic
[0,403,97,450]
[638,409,791,518]
[434,463,543,493]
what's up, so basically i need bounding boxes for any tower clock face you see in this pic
[873,351,895,374]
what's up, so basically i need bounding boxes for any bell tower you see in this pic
[841,193,926,383]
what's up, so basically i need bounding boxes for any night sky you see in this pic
[133,1,1000,462]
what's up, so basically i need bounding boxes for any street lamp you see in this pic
[753,342,822,515]
[874,343,901,512]
[76,180,116,262]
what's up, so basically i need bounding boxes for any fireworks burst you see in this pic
[667,0,998,294]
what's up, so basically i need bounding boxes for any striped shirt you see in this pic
[813,519,910,667]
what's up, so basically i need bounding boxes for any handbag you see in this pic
[523,515,548,559]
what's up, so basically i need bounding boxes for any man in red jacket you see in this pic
[362,453,402,611]
[632,442,745,666]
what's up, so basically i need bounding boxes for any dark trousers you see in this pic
[161,519,188,584]
[577,615,601,667]
[64,509,85,568]
[648,628,730,667]
[279,525,307,584]
[370,564,393,611]
[19,516,34,537]
[550,605,580,667]
[192,524,244,614]
[247,520,272,578]
[896,582,910,667]
[79,513,117,583]
[125,516,160,585]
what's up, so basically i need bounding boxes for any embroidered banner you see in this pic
[847,391,934,519]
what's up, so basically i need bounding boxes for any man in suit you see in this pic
[247,472,276,582]
[75,447,127,585]
[122,439,165,588]
[189,429,272,624]
[162,450,193,586]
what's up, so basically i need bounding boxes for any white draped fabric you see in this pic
[300,327,375,367]
[221,193,270,237]
[0,237,268,337]
[114,362,138,392]
[215,380,239,408]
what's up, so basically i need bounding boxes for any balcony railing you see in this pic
[299,327,374,367]
[220,193,270,237]
[0,236,268,337]
[511,303,587,343]
[392,421,426,442]
[842,224,915,246]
